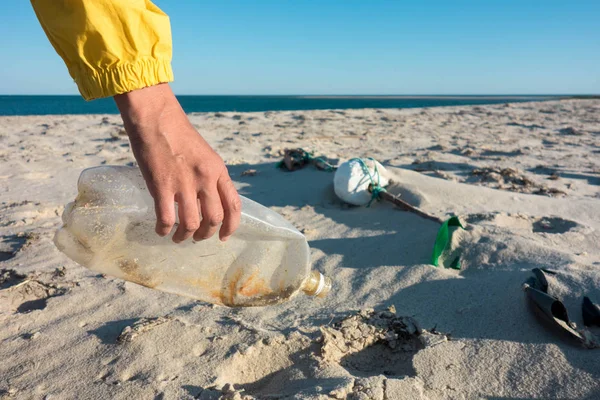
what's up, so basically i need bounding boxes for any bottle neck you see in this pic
[302,271,332,298]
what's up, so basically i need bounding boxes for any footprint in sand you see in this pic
[457,212,599,269]
[0,233,33,261]
[320,309,428,379]
[211,333,317,398]
[532,217,579,234]
[207,309,441,399]
[465,212,581,235]
[0,269,69,314]
[0,201,62,228]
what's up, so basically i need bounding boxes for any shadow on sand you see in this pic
[225,161,600,384]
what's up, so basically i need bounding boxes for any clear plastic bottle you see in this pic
[54,166,331,307]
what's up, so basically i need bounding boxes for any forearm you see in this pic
[114,84,173,133]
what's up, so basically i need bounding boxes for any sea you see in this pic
[0,95,564,116]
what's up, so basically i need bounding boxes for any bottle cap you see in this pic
[302,271,332,298]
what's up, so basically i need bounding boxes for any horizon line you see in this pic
[1,94,598,98]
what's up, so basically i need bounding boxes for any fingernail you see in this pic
[221,236,230,242]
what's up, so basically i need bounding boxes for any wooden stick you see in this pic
[372,187,444,224]
[8,279,31,290]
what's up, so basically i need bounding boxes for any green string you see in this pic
[301,149,337,172]
[349,157,387,207]
[276,149,337,172]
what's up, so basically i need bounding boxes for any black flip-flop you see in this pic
[583,296,600,327]
[523,268,598,348]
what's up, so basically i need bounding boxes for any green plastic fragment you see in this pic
[449,254,461,270]
[431,216,464,269]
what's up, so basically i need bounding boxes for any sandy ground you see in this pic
[1,99,599,399]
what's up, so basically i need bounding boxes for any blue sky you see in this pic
[1,1,598,95]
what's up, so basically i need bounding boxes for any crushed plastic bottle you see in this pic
[54,166,331,307]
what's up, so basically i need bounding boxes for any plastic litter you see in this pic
[276,148,336,172]
[54,166,331,307]
[431,216,465,270]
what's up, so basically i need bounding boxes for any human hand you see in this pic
[114,83,241,243]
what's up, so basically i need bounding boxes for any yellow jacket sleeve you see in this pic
[31,0,174,100]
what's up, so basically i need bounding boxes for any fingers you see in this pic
[193,186,224,242]
[153,177,239,243]
[172,189,201,243]
[217,176,242,241]
[154,190,176,237]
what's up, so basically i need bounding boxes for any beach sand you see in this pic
[1,99,599,399]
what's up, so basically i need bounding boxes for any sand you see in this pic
[1,99,599,399]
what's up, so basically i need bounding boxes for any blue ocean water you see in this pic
[0,95,562,116]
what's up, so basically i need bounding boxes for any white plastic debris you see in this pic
[333,158,391,206]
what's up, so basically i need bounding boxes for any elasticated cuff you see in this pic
[72,58,174,101]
